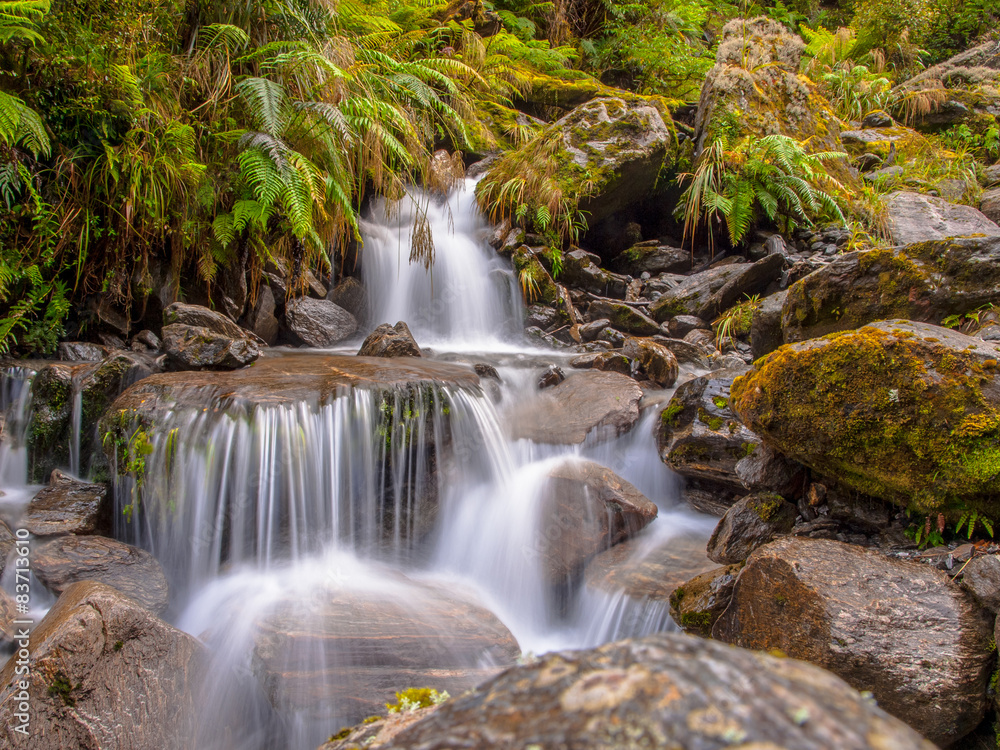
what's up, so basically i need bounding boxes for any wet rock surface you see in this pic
[707,491,797,564]
[25,470,110,536]
[34,535,170,614]
[250,579,519,723]
[510,370,642,444]
[357,321,422,357]
[539,459,658,582]
[0,581,209,750]
[375,633,936,750]
[285,297,358,347]
[658,370,758,493]
[714,536,994,745]
[584,530,715,600]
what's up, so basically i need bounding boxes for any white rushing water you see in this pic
[361,179,524,349]
[0,182,714,750]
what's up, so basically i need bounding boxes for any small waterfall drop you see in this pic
[361,179,523,348]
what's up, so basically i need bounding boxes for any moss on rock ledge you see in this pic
[731,319,1000,517]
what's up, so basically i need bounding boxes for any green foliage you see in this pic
[385,687,449,713]
[677,133,846,249]
[713,293,761,347]
[940,123,1000,163]
[956,509,995,539]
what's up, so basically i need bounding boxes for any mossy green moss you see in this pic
[747,492,785,521]
[731,322,1000,517]
[661,398,684,428]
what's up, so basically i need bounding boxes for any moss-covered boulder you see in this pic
[693,17,850,182]
[477,96,677,251]
[730,319,1000,517]
[781,237,1000,343]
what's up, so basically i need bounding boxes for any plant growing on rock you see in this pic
[677,132,846,249]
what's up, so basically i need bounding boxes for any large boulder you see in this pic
[375,633,935,750]
[163,301,251,340]
[327,276,369,322]
[537,460,658,583]
[730,320,1000,517]
[981,186,1000,224]
[33,535,170,614]
[560,249,628,298]
[245,285,279,345]
[357,321,422,357]
[658,371,759,495]
[887,191,1000,245]
[781,238,1000,343]
[478,97,676,249]
[693,18,848,180]
[609,242,691,276]
[285,297,358,347]
[25,470,110,536]
[0,581,208,749]
[249,579,518,722]
[162,323,260,370]
[714,537,994,746]
[510,370,642,444]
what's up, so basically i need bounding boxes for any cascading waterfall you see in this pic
[361,179,523,348]
[0,181,713,750]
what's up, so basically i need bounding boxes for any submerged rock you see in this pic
[714,537,994,745]
[285,297,358,347]
[249,579,518,722]
[357,321,422,358]
[34,535,170,614]
[730,320,1000,517]
[0,581,209,749]
[375,633,936,750]
[25,470,110,536]
[509,370,642,444]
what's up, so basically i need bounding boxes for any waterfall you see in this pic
[0,366,37,490]
[361,179,523,348]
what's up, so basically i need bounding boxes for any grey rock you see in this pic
[715,537,994,746]
[706,492,797,564]
[887,190,1000,245]
[284,297,358,347]
[669,563,742,637]
[0,582,208,749]
[621,337,677,387]
[376,632,937,750]
[326,277,369,322]
[34,535,170,614]
[961,554,1000,613]
[862,110,894,128]
[749,290,786,359]
[246,285,279,345]
[57,342,108,362]
[666,314,708,338]
[163,302,248,340]
[980,186,1000,224]
[579,318,610,341]
[588,300,660,336]
[735,442,804,495]
[511,370,642,444]
[610,243,691,276]
[562,249,628,297]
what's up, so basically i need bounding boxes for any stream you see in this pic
[0,179,714,750]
